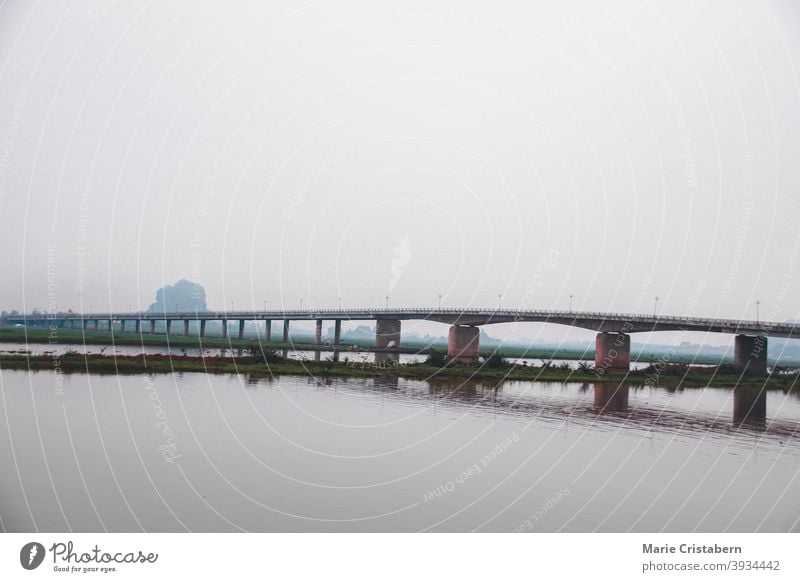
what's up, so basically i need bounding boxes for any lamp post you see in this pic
[756,300,760,323]
[385,296,389,308]
[263,299,267,311]
[654,296,659,317]
[569,294,573,313]
[338,297,342,309]
[300,299,303,310]
[438,294,442,309]
[498,294,502,309]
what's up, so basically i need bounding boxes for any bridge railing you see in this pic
[4,307,794,332]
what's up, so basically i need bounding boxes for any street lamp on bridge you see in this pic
[385,296,389,308]
[569,294,573,313]
[497,294,502,309]
[756,300,760,323]
[438,294,442,309]
[654,296,659,317]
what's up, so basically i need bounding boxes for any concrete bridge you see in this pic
[7,307,796,374]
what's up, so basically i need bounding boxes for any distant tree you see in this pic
[148,279,208,313]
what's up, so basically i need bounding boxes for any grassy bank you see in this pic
[0,352,796,390]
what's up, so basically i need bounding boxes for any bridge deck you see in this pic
[5,308,798,338]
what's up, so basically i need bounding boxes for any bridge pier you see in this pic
[238,319,245,339]
[221,319,228,338]
[264,320,271,343]
[334,320,342,345]
[448,325,480,364]
[315,319,323,345]
[120,320,126,332]
[166,320,172,335]
[283,320,290,343]
[376,319,401,351]
[149,320,155,334]
[200,320,206,338]
[184,320,190,336]
[595,332,631,373]
[734,335,767,375]
[135,320,141,334]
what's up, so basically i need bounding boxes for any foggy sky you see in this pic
[1,0,799,344]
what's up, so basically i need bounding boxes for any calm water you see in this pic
[0,368,798,532]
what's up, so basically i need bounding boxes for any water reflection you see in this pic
[593,384,629,413]
[1,368,798,533]
[733,387,767,427]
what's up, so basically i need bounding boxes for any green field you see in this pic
[0,350,796,390]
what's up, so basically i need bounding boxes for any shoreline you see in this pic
[0,352,796,390]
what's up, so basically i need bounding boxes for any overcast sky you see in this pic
[1,0,799,344]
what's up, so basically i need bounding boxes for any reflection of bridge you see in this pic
[8,308,795,374]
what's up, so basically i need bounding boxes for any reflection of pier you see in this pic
[733,387,767,426]
[415,380,793,439]
[593,384,629,413]
[591,384,770,427]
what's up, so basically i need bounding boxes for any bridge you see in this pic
[6,307,796,374]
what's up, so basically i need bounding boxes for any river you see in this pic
[0,368,797,532]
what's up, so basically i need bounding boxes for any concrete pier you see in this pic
[315,319,323,345]
[120,320,126,332]
[135,320,140,334]
[184,320,190,336]
[595,332,631,372]
[375,319,401,351]
[448,325,480,364]
[734,335,767,375]
[200,320,206,338]
[238,320,245,339]
[264,320,271,343]
[221,319,228,338]
[283,320,290,343]
[149,320,156,334]
[375,352,399,365]
[166,320,172,335]
[334,320,342,345]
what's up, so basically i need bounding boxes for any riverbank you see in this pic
[0,326,755,366]
[0,352,796,390]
